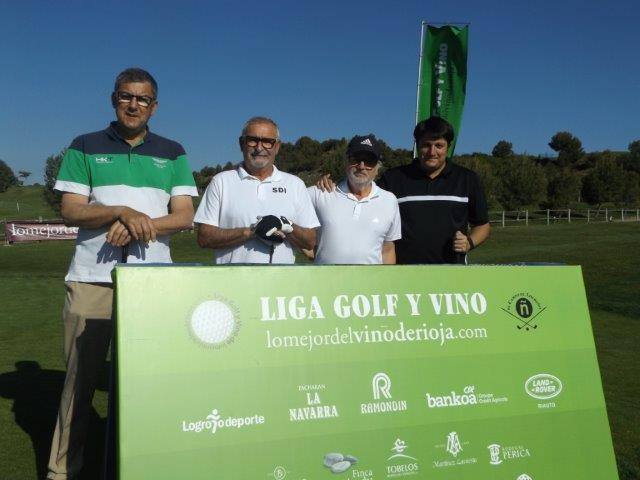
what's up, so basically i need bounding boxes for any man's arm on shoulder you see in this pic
[197,223,253,249]
[152,195,194,236]
[381,241,396,264]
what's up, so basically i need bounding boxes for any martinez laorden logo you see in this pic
[501,293,546,331]
[433,431,476,468]
[187,296,240,348]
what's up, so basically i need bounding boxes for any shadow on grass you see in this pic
[0,360,110,480]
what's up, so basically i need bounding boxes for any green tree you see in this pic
[491,140,513,159]
[0,159,18,193]
[624,139,640,174]
[43,151,65,212]
[548,131,584,168]
[496,156,547,210]
[454,154,501,208]
[545,167,582,208]
[621,171,640,206]
[582,157,625,207]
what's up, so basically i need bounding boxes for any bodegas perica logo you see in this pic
[187,295,240,348]
[501,293,546,331]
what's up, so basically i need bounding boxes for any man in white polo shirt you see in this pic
[195,116,318,263]
[305,134,401,264]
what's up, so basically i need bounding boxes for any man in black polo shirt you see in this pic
[377,116,490,264]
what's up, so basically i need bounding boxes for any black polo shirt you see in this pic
[378,160,489,264]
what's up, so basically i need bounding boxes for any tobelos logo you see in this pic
[501,293,546,331]
[188,297,240,348]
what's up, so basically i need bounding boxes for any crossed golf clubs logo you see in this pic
[501,296,546,331]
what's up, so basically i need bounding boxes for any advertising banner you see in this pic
[417,24,469,155]
[4,220,78,243]
[114,265,617,480]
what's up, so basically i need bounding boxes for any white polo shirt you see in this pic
[194,165,320,264]
[308,180,401,264]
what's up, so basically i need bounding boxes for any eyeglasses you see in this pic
[241,135,278,149]
[115,91,155,108]
[348,157,379,169]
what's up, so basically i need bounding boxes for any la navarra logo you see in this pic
[501,293,546,331]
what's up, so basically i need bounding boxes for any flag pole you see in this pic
[414,21,427,157]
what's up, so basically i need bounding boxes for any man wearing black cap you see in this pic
[378,116,490,264]
[317,117,489,264]
[305,134,401,264]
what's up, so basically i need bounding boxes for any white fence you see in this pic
[489,209,640,227]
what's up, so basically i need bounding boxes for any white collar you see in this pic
[238,164,282,182]
[337,179,379,202]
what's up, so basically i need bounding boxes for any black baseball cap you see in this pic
[347,134,382,161]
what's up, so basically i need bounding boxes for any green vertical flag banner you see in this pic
[417,24,469,155]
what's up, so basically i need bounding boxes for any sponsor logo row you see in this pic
[181,372,563,435]
[267,434,534,480]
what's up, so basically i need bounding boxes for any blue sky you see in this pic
[1,0,639,183]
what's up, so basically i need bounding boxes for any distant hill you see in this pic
[0,185,58,220]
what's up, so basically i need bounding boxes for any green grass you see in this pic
[0,186,58,221]
[0,223,638,479]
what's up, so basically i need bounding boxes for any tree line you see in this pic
[4,131,636,213]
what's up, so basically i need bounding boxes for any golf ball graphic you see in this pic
[190,300,237,346]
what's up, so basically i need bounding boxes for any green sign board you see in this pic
[114,265,617,480]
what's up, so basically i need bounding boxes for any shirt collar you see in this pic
[105,121,152,146]
[337,179,380,202]
[237,164,282,182]
[410,158,453,179]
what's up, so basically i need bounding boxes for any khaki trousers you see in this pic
[47,282,113,480]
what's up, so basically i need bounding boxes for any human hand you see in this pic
[316,174,336,192]
[105,220,132,247]
[118,207,157,243]
[252,215,291,245]
[453,230,471,253]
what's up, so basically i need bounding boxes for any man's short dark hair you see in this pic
[413,116,455,144]
[114,68,158,98]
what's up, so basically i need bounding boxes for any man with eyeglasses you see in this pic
[195,116,319,263]
[47,68,197,480]
[304,134,401,264]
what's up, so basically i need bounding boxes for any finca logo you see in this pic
[181,407,265,434]
[525,374,563,400]
[426,385,477,408]
[501,293,546,331]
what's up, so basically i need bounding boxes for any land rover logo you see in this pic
[525,374,563,400]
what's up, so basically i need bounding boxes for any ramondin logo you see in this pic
[361,372,407,414]
[525,374,563,400]
[373,372,392,400]
[501,293,546,331]
[187,296,240,349]
[181,407,265,434]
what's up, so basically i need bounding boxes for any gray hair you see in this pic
[241,116,280,139]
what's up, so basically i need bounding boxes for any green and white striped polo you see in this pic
[54,123,198,283]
